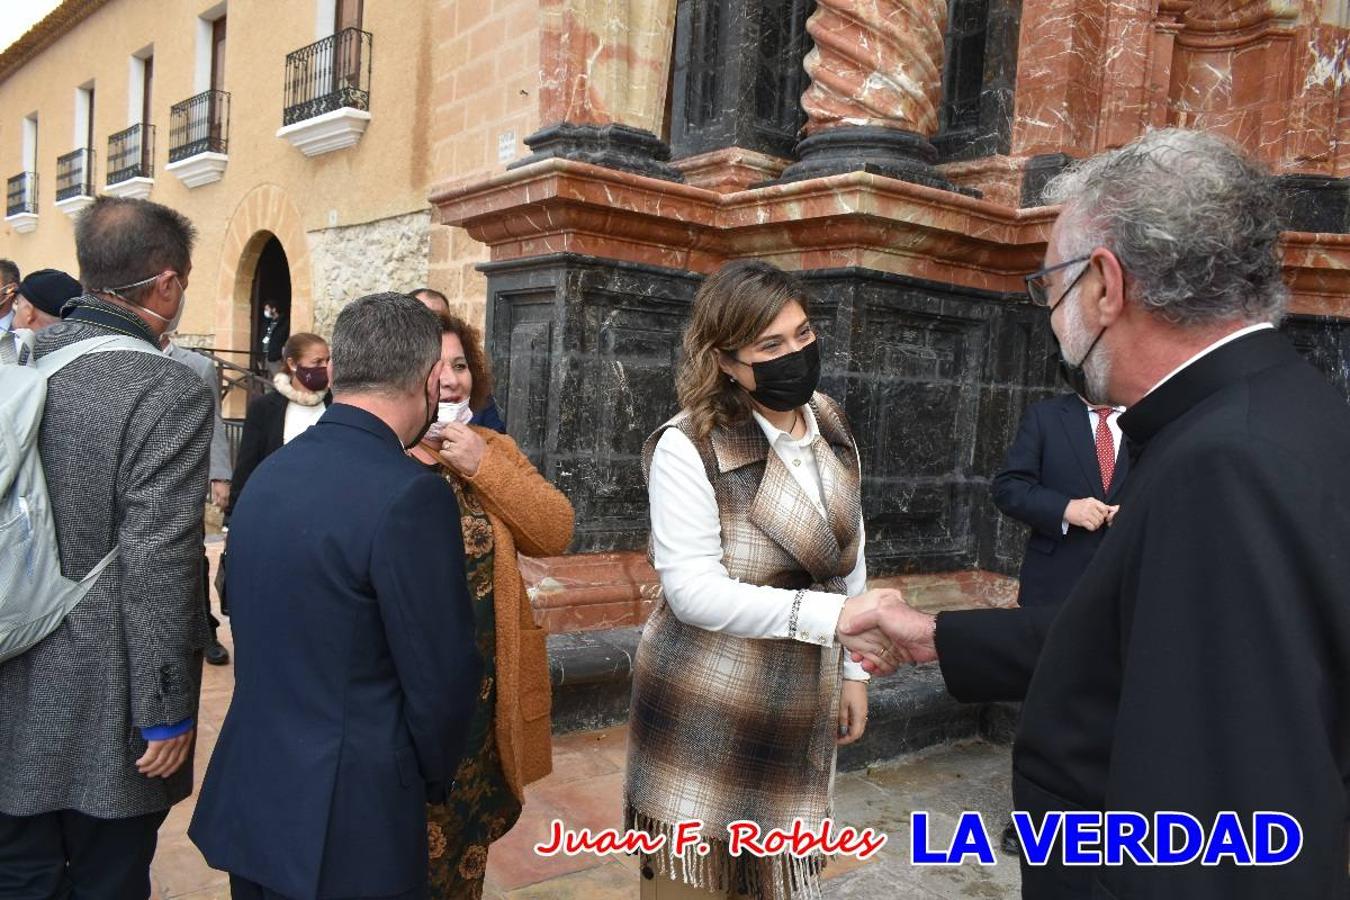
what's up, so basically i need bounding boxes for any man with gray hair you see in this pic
[0,197,213,896]
[847,129,1350,897]
[190,293,482,899]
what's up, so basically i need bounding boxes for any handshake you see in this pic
[833,589,938,676]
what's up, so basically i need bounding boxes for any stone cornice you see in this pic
[430,157,1350,315]
[430,157,1057,295]
[0,0,115,88]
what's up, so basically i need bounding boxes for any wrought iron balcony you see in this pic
[6,172,37,216]
[283,27,372,126]
[55,148,94,201]
[169,89,230,162]
[107,123,155,184]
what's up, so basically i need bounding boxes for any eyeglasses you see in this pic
[1025,256,1090,309]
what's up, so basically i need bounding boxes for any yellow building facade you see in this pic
[0,0,538,383]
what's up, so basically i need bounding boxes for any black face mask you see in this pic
[404,368,439,450]
[1054,326,1107,402]
[740,340,821,412]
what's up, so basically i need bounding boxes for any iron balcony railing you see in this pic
[6,172,37,216]
[55,148,94,201]
[107,123,155,184]
[282,27,372,126]
[169,89,230,162]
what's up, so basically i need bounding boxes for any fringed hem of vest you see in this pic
[625,806,825,900]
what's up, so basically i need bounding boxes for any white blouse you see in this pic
[282,400,327,445]
[648,404,870,681]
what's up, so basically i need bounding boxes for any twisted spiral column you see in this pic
[801,0,949,136]
[779,0,966,192]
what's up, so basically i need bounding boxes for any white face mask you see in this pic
[438,400,472,425]
[109,273,186,334]
[425,399,473,442]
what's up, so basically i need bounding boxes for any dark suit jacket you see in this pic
[190,404,483,899]
[937,330,1350,899]
[470,394,506,434]
[257,316,289,363]
[992,393,1129,607]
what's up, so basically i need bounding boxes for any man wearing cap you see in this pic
[12,268,82,332]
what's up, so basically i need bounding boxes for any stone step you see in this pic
[546,626,1019,770]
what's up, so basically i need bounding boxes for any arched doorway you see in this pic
[249,235,292,375]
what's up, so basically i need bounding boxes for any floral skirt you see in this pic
[426,720,521,898]
[426,475,522,899]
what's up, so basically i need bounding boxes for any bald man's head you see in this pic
[411,288,449,315]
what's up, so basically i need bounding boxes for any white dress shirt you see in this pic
[1060,401,1124,533]
[283,400,326,445]
[648,403,870,681]
[0,307,14,332]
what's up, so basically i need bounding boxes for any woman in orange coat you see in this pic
[409,311,575,898]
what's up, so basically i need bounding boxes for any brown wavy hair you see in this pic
[281,332,328,374]
[678,260,812,440]
[436,310,494,413]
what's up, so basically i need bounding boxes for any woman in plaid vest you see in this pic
[627,260,901,899]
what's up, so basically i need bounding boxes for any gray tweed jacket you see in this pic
[163,340,232,482]
[0,297,214,818]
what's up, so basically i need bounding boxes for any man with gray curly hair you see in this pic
[847,129,1350,898]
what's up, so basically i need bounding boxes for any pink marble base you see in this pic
[521,550,1020,633]
[673,147,790,193]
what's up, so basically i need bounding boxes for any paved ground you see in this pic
[152,542,1021,899]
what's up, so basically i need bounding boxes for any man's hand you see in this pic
[210,480,230,510]
[136,729,194,779]
[1064,497,1117,531]
[843,600,938,674]
[836,589,904,674]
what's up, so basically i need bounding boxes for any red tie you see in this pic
[1094,407,1115,493]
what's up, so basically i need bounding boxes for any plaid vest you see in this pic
[625,392,861,900]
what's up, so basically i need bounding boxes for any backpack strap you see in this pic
[0,329,34,366]
[35,335,162,377]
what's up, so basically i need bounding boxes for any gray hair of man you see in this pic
[1042,128,1287,328]
[74,196,196,302]
[330,292,442,396]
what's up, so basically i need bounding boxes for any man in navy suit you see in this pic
[989,391,1129,853]
[992,392,1129,609]
[190,293,483,899]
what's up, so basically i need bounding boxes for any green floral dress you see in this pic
[426,477,523,899]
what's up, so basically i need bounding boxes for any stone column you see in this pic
[513,0,685,181]
[778,0,963,190]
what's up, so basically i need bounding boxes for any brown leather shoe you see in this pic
[1001,820,1021,856]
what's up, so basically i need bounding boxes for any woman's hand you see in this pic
[437,423,486,477]
[837,679,868,746]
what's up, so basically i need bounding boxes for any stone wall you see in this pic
[307,211,433,337]
[425,0,543,330]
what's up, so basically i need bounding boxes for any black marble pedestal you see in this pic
[775,126,978,195]
[1275,174,1350,234]
[510,122,687,183]
[481,253,1056,573]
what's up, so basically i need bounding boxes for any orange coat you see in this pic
[459,427,574,800]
